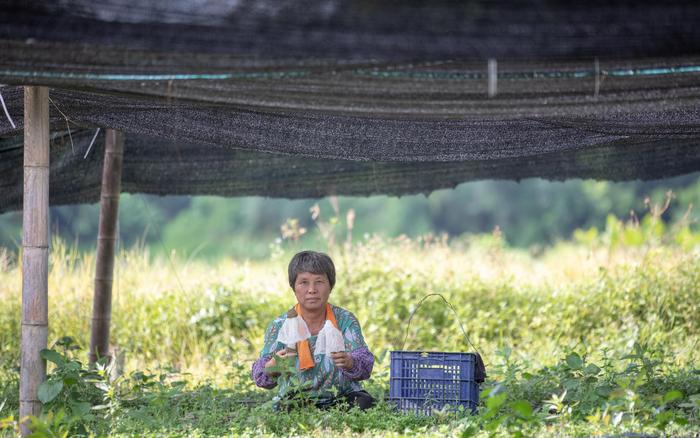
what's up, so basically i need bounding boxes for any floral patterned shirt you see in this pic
[251,304,374,398]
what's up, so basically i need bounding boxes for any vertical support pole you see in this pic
[20,86,49,435]
[89,129,124,364]
[487,58,498,98]
[594,57,601,98]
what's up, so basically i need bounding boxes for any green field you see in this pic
[1,216,699,436]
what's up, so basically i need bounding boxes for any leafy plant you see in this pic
[37,338,106,425]
[1,230,699,436]
[266,354,316,410]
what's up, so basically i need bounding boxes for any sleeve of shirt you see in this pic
[251,317,284,389]
[251,354,277,389]
[339,309,374,381]
[341,346,374,381]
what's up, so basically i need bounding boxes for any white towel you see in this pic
[276,316,311,348]
[314,320,346,354]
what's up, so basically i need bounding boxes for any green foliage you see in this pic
[460,342,700,437]
[36,338,107,429]
[9,340,697,437]
[24,411,73,438]
[188,285,285,359]
[265,354,318,410]
[4,174,700,259]
[1,228,700,436]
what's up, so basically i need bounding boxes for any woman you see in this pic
[251,250,375,409]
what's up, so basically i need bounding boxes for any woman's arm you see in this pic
[341,346,374,381]
[251,355,277,389]
[251,318,285,389]
[337,309,375,381]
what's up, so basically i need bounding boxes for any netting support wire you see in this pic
[48,96,75,155]
[400,293,483,360]
[594,58,600,98]
[67,123,75,155]
[0,90,16,129]
[83,128,101,159]
[488,58,498,98]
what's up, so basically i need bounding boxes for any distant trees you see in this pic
[1,173,699,259]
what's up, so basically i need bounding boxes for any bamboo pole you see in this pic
[20,86,49,435]
[89,129,124,364]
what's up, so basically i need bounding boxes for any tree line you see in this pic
[1,173,699,259]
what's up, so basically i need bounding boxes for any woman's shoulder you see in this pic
[330,304,360,327]
[266,310,290,330]
[330,303,352,317]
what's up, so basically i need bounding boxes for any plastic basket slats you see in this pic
[390,351,479,415]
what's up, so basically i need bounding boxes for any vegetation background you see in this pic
[2,173,700,259]
[0,175,699,436]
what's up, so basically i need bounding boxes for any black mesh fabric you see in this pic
[1,1,700,212]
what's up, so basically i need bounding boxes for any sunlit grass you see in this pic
[0,226,699,436]
[1,233,698,379]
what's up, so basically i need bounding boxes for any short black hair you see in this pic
[288,250,336,290]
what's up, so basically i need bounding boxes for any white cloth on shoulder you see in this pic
[276,316,310,348]
[314,320,346,354]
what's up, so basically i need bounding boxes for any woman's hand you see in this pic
[330,351,354,370]
[263,356,279,377]
[264,349,297,376]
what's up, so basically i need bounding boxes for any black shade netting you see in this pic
[1,1,700,212]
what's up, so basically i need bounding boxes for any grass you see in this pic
[0,219,699,436]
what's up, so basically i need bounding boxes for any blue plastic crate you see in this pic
[389,351,479,415]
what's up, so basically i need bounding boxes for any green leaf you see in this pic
[54,336,76,348]
[563,378,579,390]
[565,353,583,370]
[40,349,64,365]
[37,379,64,403]
[460,424,479,438]
[265,354,298,377]
[594,383,613,397]
[485,392,507,410]
[69,401,91,417]
[674,417,689,426]
[480,384,504,400]
[511,399,533,419]
[663,390,683,403]
[655,410,674,429]
[484,418,501,431]
[65,361,81,372]
[584,364,601,375]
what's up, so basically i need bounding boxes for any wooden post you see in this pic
[20,86,49,434]
[89,129,124,364]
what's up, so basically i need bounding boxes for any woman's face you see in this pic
[293,271,331,313]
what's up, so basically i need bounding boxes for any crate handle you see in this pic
[400,293,482,358]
